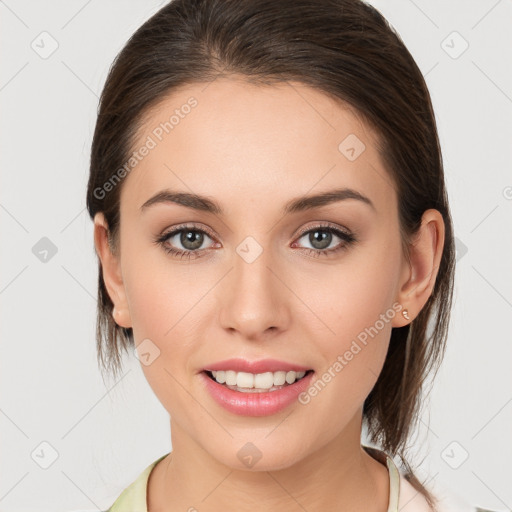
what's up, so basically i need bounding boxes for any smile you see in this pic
[206,369,311,392]
[200,369,315,416]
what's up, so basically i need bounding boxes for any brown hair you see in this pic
[86,0,455,508]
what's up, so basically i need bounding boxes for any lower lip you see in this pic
[200,371,315,417]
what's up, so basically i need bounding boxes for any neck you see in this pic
[148,413,389,512]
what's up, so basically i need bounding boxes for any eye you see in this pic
[154,222,357,260]
[154,223,218,260]
[291,223,356,257]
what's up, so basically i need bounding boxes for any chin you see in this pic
[208,437,308,473]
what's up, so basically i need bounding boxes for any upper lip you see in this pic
[203,358,312,374]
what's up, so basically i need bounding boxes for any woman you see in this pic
[86,0,494,510]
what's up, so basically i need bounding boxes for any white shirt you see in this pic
[364,445,494,512]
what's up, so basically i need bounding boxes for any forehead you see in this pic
[121,77,396,219]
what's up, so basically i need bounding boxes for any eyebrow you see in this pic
[139,187,376,216]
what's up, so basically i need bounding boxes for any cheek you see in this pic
[121,245,205,377]
[294,269,395,429]
[126,275,173,343]
[296,238,400,392]
[299,250,398,343]
[123,259,200,413]
[121,237,189,340]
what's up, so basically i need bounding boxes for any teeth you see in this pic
[209,369,308,390]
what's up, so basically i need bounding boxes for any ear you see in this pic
[93,212,132,329]
[392,209,445,327]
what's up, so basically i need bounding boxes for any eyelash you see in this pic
[153,222,357,260]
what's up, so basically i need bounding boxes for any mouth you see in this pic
[203,369,314,393]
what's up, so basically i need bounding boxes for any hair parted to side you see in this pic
[86,0,455,508]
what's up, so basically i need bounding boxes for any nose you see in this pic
[218,239,290,341]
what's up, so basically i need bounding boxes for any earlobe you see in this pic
[93,213,132,328]
[394,209,445,326]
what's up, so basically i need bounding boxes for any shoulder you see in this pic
[103,453,169,512]
[398,473,433,511]
[399,472,499,512]
[362,445,498,512]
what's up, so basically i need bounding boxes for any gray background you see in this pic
[1,0,511,511]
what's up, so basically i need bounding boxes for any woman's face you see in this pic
[100,77,413,470]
